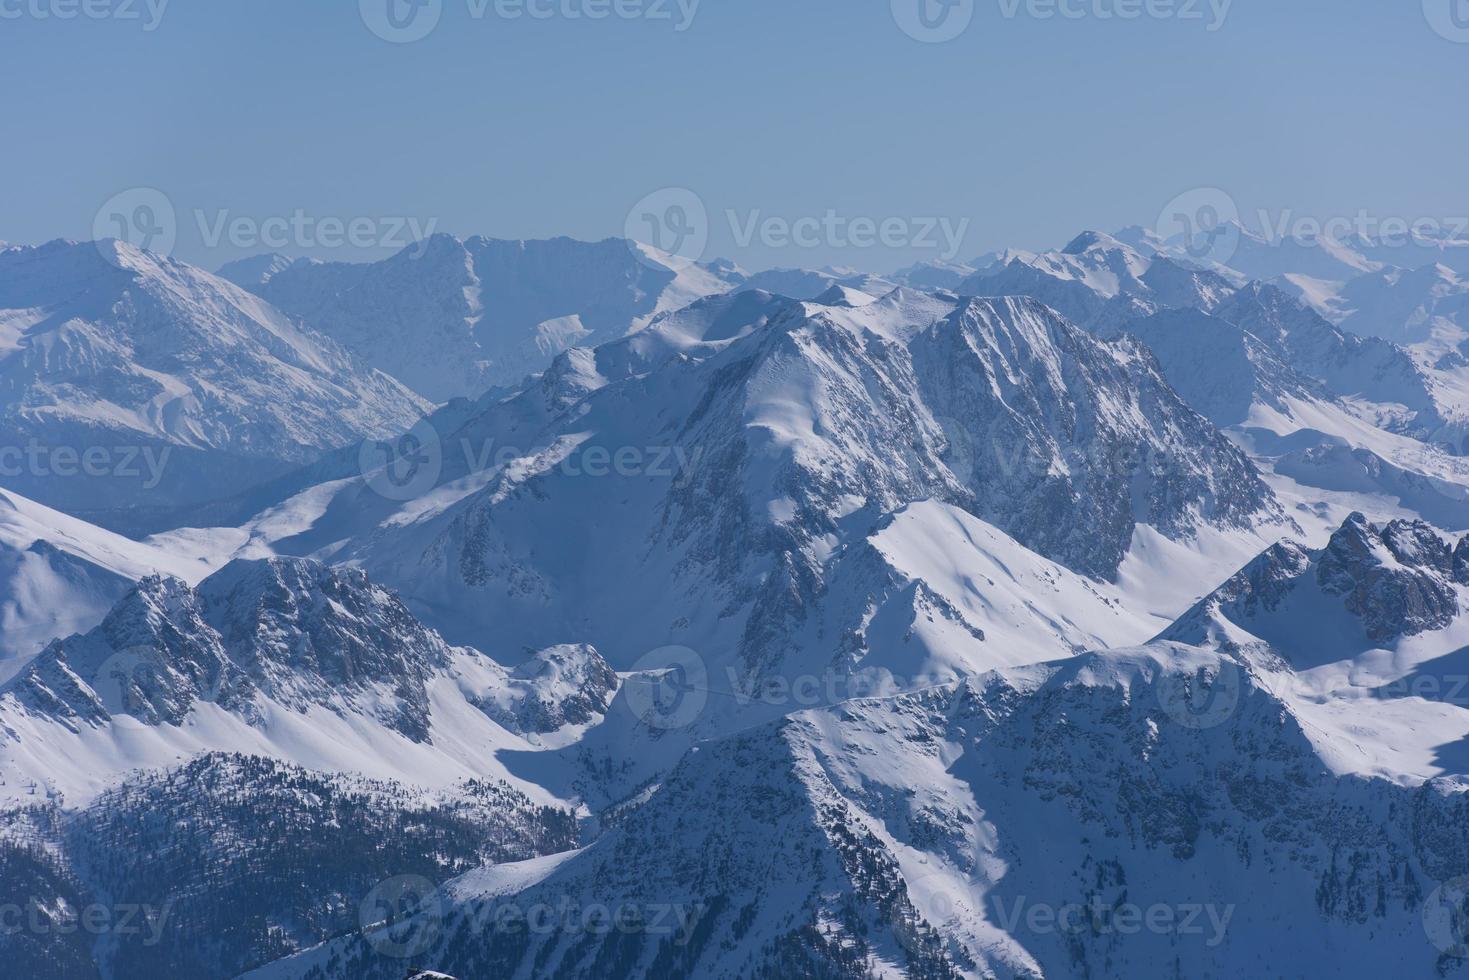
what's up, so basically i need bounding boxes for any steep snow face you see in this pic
[242,235,738,401]
[0,488,216,677]
[0,556,619,804]
[734,266,900,302]
[215,252,296,289]
[911,297,1279,578]
[254,642,1469,980]
[961,234,1453,444]
[0,240,429,525]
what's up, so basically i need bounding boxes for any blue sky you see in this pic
[2,0,1467,272]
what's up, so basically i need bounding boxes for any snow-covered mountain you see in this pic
[242,511,1469,979]
[234,235,738,402]
[1333,264,1469,346]
[976,232,1457,448]
[16,215,1469,980]
[0,553,633,978]
[0,487,215,677]
[0,555,621,802]
[239,288,1284,699]
[0,240,430,530]
[956,231,1236,333]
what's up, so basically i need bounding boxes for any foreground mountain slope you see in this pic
[252,638,1469,979]
[246,512,1469,980]
[0,755,578,980]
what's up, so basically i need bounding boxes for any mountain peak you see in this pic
[1061,229,1126,254]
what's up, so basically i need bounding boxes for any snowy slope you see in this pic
[0,239,429,527]
[0,556,619,806]
[250,637,1469,980]
[0,488,215,678]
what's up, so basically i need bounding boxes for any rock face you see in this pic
[957,231,1234,331]
[1167,512,1469,650]
[3,556,618,744]
[1097,307,1325,426]
[10,557,455,740]
[1317,514,1460,642]
[954,233,1453,444]
[910,296,1277,578]
[336,289,1282,693]
[1215,283,1444,437]
[471,643,618,734]
[0,240,430,528]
